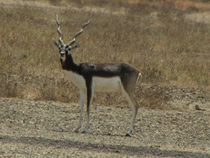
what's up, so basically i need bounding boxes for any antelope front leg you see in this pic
[74,90,86,133]
[82,83,93,133]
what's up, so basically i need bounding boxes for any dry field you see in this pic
[0,0,210,157]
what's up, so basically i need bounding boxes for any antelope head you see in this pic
[53,15,90,61]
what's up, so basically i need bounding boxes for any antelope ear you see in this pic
[52,39,59,47]
[71,43,81,50]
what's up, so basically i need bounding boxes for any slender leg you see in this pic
[74,90,86,133]
[120,73,139,136]
[123,90,138,136]
[82,82,94,133]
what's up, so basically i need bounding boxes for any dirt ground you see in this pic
[0,97,209,157]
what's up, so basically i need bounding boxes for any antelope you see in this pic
[53,15,141,136]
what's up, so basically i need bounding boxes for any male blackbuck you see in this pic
[53,15,141,136]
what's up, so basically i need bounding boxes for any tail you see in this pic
[136,73,142,85]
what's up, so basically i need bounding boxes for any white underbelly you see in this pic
[63,70,86,90]
[93,76,122,92]
[63,70,122,92]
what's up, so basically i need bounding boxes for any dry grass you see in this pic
[0,0,210,109]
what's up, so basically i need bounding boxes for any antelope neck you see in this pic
[60,53,79,73]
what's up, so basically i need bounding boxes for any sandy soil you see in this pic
[0,97,209,157]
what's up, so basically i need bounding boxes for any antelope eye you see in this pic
[65,45,69,49]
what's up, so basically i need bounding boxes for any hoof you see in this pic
[126,133,132,137]
[82,130,87,133]
[74,130,79,133]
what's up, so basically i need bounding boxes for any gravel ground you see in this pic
[0,97,209,157]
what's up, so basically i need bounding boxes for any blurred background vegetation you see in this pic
[0,0,209,110]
